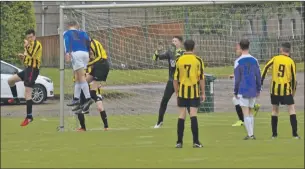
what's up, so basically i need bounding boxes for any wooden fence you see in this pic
[37,22,304,68]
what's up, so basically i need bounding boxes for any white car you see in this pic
[1,60,54,104]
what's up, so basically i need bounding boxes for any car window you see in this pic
[1,63,18,74]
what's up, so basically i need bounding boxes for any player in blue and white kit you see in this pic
[234,39,261,140]
[64,20,94,112]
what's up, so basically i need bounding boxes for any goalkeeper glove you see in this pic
[152,50,159,61]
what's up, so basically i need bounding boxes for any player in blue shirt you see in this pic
[234,39,261,140]
[64,20,94,112]
[231,43,260,127]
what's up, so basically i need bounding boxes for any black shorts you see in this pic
[177,98,200,108]
[89,60,109,82]
[271,94,294,105]
[17,67,39,88]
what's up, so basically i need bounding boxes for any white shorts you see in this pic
[236,94,256,108]
[71,51,89,70]
[232,96,239,106]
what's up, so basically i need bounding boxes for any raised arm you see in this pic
[261,58,274,85]
[153,43,175,61]
[291,60,297,95]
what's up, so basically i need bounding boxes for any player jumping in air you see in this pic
[64,21,94,112]
[231,43,260,127]
[7,29,42,126]
[152,36,189,128]
[261,42,300,139]
[234,39,261,140]
[173,39,205,148]
[74,38,110,131]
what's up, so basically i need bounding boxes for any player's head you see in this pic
[184,39,195,52]
[235,43,242,57]
[67,20,79,29]
[239,39,250,51]
[280,42,291,54]
[25,29,36,42]
[172,36,183,48]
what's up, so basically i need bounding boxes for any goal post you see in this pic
[58,1,304,131]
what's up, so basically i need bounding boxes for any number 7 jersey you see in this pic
[174,53,204,99]
[261,54,297,96]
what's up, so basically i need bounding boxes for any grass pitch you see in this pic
[1,112,304,168]
[40,62,304,95]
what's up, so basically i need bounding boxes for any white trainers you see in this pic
[154,122,163,128]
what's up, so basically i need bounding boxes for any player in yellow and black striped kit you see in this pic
[261,42,300,139]
[70,38,110,131]
[173,39,205,148]
[7,29,42,126]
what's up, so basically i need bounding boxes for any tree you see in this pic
[1,2,36,64]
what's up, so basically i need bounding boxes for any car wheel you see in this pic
[32,84,46,104]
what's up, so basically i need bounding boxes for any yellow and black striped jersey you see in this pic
[261,54,297,96]
[88,39,107,67]
[174,53,204,99]
[24,40,42,69]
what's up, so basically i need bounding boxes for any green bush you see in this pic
[0,2,36,64]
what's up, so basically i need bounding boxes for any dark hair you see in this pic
[184,39,195,51]
[173,36,183,42]
[25,29,35,36]
[67,20,78,27]
[281,42,291,53]
[239,39,250,50]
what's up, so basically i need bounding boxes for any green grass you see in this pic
[40,62,304,95]
[1,112,304,168]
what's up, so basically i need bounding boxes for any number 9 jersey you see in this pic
[261,54,297,96]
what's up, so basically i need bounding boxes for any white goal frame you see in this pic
[58,1,262,132]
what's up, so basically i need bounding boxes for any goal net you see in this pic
[58,2,304,131]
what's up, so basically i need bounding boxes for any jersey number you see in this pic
[72,31,80,40]
[278,64,285,77]
[245,63,251,75]
[184,64,191,78]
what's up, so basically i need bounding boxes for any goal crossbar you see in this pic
[59,1,262,10]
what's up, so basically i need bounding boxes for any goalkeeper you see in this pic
[152,36,189,128]
[73,38,109,131]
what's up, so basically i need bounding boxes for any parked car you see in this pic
[1,60,54,104]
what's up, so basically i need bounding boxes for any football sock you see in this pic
[235,105,244,121]
[100,111,108,128]
[290,114,298,136]
[26,100,33,119]
[271,115,278,136]
[10,85,18,98]
[177,118,185,143]
[80,82,91,99]
[244,116,252,136]
[250,114,254,135]
[190,116,199,143]
[74,82,81,99]
[77,113,86,130]
[90,90,98,102]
